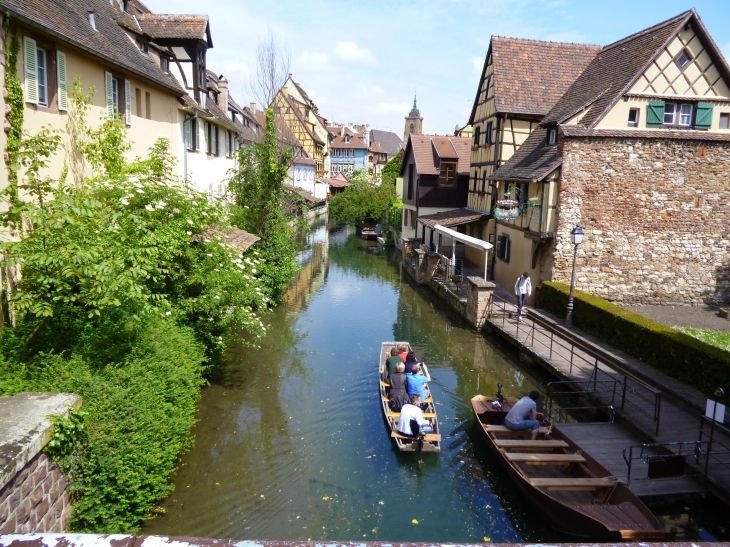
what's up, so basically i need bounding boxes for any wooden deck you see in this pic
[486,290,730,502]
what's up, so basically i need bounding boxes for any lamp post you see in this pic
[565,224,585,329]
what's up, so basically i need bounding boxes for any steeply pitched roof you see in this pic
[487,127,561,182]
[401,135,472,176]
[3,0,184,94]
[369,141,388,154]
[469,37,600,122]
[282,95,325,145]
[331,135,368,150]
[541,10,701,127]
[137,13,210,43]
[369,129,404,155]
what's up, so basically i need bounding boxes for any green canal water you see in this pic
[144,222,728,543]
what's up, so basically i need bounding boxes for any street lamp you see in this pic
[565,224,585,328]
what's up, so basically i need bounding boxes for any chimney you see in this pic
[250,102,256,113]
[218,75,229,111]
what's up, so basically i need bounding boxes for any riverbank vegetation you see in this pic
[0,78,298,532]
[329,169,400,224]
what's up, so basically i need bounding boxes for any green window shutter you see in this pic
[105,71,114,119]
[56,51,68,111]
[23,36,39,104]
[646,100,665,127]
[695,102,713,130]
[124,80,132,126]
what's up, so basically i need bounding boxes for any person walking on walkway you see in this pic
[514,272,532,321]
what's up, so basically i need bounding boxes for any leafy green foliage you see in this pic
[540,281,730,396]
[675,326,730,353]
[4,29,24,225]
[328,170,398,224]
[228,108,301,302]
[45,408,87,460]
[381,149,403,185]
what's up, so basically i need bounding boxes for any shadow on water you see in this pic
[142,223,727,543]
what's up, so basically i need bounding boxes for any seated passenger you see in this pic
[385,347,404,381]
[388,363,410,412]
[504,390,544,440]
[406,364,431,405]
[397,344,408,362]
[397,394,433,437]
[404,350,419,373]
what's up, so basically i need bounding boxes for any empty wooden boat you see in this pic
[471,394,664,539]
[379,341,440,452]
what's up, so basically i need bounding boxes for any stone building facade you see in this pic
[551,135,730,305]
[0,452,71,533]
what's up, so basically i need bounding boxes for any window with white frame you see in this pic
[111,78,120,116]
[36,47,48,107]
[675,49,692,69]
[548,128,557,145]
[664,103,693,126]
[628,108,640,127]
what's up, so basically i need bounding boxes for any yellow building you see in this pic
[465,36,600,290]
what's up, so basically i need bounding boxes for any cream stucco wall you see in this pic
[184,114,237,196]
[17,34,182,185]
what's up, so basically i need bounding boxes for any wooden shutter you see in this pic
[124,80,132,126]
[224,131,230,157]
[647,100,665,127]
[56,51,68,111]
[185,118,191,150]
[695,102,714,130]
[23,37,39,104]
[105,72,114,118]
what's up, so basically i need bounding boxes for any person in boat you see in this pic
[504,390,544,440]
[397,394,433,437]
[397,344,408,362]
[385,347,404,380]
[404,350,419,373]
[388,363,410,412]
[406,363,431,407]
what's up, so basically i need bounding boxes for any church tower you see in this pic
[403,94,423,141]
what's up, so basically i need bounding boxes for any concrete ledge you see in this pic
[0,535,719,547]
[0,393,82,492]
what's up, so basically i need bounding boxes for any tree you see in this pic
[329,170,398,224]
[381,149,403,185]
[249,31,291,109]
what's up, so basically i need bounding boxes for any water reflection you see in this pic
[143,223,725,542]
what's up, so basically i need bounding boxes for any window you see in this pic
[36,48,48,107]
[664,103,693,126]
[206,122,212,154]
[214,126,220,156]
[720,113,729,130]
[88,11,96,31]
[111,78,120,116]
[438,162,456,188]
[145,91,151,119]
[139,42,148,55]
[161,57,169,74]
[548,128,557,145]
[135,88,142,117]
[676,49,692,68]
[473,126,480,146]
[496,235,510,262]
[628,108,639,127]
[186,118,197,151]
[486,121,493,144]
[407,164,414,201]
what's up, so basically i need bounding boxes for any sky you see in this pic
[149,0,730,137]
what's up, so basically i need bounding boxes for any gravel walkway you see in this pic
[623,303,730,332]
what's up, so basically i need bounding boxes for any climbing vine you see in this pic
[4,27,23,228]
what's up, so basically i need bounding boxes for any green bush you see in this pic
[540,281,730,396]
[0,316,205,532]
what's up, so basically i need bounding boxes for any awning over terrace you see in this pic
[433,224,493,280]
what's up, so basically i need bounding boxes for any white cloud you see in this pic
[470,56,483,76]
[335,41,376,64]
[296,51,331,71]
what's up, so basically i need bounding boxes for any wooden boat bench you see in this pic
[505,452,586,465]
[485,424,550,435]
[495,439,568,449]
[391,431,441,442]
[383,397,432,404]
[528,477,618,490]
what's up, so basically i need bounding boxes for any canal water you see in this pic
[144,222,727,543]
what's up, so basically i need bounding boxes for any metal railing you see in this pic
[622,441,707,486]
[697,415,730,476]
[488,294,662,434]
[547,380,618,424]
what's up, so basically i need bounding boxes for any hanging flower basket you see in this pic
[527,197,541,208]
[493,207,520,221]
[496,199,519,209]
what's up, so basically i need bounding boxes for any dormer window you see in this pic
[548,128,557,145]
[88,11,96,30]
[675,49,692,69]
[161,57,169,74]
[140,41,149,56]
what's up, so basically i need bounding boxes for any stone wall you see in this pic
[0,393,81,534]
[0,452,70,533]
[554,135,730,305]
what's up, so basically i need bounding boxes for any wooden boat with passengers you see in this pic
[379,341,440,452]
[471,391,664,540]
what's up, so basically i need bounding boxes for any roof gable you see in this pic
[400,134,472,176]
[542,10,705,127]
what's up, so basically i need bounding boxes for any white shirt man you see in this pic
[397,395,433,436]
[514,272,532,318]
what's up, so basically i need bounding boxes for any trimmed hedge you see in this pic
[540,281,730,397]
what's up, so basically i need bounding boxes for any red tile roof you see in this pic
[137,14,210,42]
[402,135,472,176]
[331,135,368,150]
[560,126,730,141]
[417,208,488,229]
